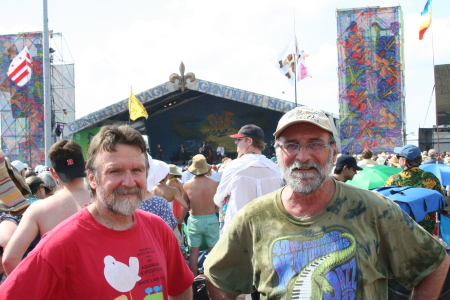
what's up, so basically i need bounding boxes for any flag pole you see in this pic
[293,10,298,107]
[430,16,441,235]
[129,86,132,125]
[429,7,440,155]
[43,0,52,167]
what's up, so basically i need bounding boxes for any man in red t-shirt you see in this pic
[0,125,194,300]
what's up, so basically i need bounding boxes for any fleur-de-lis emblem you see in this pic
[169,62,196,92]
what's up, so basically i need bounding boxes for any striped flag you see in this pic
[7,46,33,87]
[419,0,432,40]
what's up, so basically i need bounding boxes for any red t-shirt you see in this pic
[0,208,193,299]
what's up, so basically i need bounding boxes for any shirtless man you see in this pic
[152,173,189,223]
[2,139,90,275]
[183,154,219,276]
[167,164,183,194]
[167,164,186,222]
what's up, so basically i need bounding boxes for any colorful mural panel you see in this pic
[336,7,404,155]
[0,33,44,167]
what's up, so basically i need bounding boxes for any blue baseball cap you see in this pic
[393,145,421,161]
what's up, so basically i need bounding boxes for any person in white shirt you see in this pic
[181,160,195,184]
[214,125,282,235]
[216,144,225,161]
[357,147,378,169]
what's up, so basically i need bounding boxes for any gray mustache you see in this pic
[289,161,320,171]
[112,186,142,195]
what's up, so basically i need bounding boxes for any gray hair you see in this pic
[428,149,436,158]
[38,171,58,192]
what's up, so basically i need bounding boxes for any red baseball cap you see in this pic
[229,124,264,140]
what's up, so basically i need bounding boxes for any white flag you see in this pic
[7,46,32,87]
[274,37,310,84]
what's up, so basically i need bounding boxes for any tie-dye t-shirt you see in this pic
[204,181,446,299]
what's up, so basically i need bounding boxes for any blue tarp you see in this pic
[440,213,450,249]
[371,186,446,222]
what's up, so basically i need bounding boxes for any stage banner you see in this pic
[0,33,44,167]
[336,7,405,155]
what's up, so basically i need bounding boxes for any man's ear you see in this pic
[50,168,59,179]
[87,170,97,190]
[332,144,338,161]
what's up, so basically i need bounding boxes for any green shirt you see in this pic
[204,181,446,299]
[384,167,442,193]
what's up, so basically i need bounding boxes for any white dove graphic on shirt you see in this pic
[104,255,141,293]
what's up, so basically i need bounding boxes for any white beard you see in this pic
[278,150,334,194]
[97,185,144,216]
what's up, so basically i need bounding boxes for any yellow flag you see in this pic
[128,90,148,121]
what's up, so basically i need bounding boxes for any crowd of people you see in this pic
[0,106,449,299]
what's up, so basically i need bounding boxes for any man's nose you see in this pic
[121,171,136,187]
[294,146,312,162]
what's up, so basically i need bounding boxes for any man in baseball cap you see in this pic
[393,144,421,164]
[385,144,443,234]
[333,155,362,182]
[214,123,281,234]
[25,176,51,200]
[2,139,91,275]
[229,124,265,158]
[205,106,449,299]
[230,124,264,140]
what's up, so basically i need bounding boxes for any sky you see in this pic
[1,0,449,138]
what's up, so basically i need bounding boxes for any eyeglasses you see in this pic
[396,155,405,159]
[277,142,331,155]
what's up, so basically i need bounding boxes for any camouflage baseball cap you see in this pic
[273,106,333,137]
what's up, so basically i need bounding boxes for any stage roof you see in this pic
[67,68,340,145]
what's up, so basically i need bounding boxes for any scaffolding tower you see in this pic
[0,31,75,167]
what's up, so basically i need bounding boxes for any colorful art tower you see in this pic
[336,7,405,154]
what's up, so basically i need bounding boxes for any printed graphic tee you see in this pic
[204,181,446,299]
[0,208,193,299]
